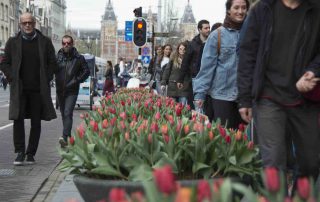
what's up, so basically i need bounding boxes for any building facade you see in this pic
[180,2,197,41]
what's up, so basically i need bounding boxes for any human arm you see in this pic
[160,60,172,86]
[239,108,252,123]
[76,56,90,83]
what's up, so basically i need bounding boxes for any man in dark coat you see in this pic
[0,12,57,165]
[55,35,90,148]
[238,0,320,183]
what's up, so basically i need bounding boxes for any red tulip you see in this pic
[284,197,292,202]
[155,111,161,120]
[247,141,254,150]
[264,167,280,192]
[120,121,126,130]
[176,120,182,133]
[69,136,75,145]
[90,120,98,132]
[130,191,144,202]
[206,123,212,129]
[218,125,226,137]
[77,124,85,139]
[120,100,125,106]
[102,119,108,129]
[150,122,159,133]
[163,134,170,143]
[153,165,176,194]
[131,113,137,122]
[119,112,127,120]
[110,117,117,126]
[238,123,246,132]
[225,135,231,144]
[108,188,126,202]
[197,180,211,202]
[297,177,310,200]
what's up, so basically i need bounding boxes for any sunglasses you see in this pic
[20,21,34,26]
[62,41,72,45]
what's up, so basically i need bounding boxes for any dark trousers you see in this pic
[211,98,243,129]
[255,99,320,180]
[14,91,42,155]
[57,93,78,141]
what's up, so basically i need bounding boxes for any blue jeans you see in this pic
[57,94,78,140]
[178,97,188,105]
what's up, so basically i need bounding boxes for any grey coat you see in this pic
[0,30,57,120]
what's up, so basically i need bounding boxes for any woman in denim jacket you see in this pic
[193,0,250,129]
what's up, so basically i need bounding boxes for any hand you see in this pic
[296,71,320,93]
[194,99,204,108]
[239,108,252,123]
[177,83,183,89]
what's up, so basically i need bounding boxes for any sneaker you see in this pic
[13,152,25,166]
[25,154,35,165]
[59,137,68,148]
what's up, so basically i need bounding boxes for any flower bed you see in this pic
[59,88,261,183]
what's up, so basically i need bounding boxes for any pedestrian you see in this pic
[117,57,127,87]
[102,60,114,96]
[161,41,191,105]
[148,46,163,89]
[193,0,249,129]
[237,0,320,187]
[0,12,57,165]
[177,20,210,110]
[113,59,120,88]
[2,75,8,90]
[55,35,90,148]
[154,44,172,95]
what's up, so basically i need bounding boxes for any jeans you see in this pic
[178,97,188,105]
[255,99,320,180]
[14,91,42,155]
[57,94,78,141]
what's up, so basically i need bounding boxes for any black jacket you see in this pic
[237,0,320,108]
[0,30,57,120]
[178,35,203,81]
[55,48,90,95]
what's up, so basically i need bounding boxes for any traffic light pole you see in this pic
[138,47,142,60]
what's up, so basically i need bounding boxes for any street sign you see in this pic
[125,21,133,42]
[142,47,150,56]
[141,56,150,64]
[154,32,170,37]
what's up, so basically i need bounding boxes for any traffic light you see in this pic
[133,18,147,47]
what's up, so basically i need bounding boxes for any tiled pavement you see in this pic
[0,108,85,202]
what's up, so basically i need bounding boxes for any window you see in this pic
[5,5,8,21]
[1,3,4,20]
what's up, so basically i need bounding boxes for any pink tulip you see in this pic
[297,177,310,200]
[197,180,211,202]
[69,136,75,145]
[153,165,176,194]
[90,120,98,132]
[108,188,126,202]
[102,119,108,129]
[155,112,161,120]
[264,167,280,193]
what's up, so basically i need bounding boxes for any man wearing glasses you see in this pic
[55,35,89,148]
[0,12,57,165]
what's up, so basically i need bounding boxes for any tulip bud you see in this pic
[208,131,214,140]
[90,120,98,132]
[225,135,231,144]
[153,165,176,194]
[184,124,190,134]
[161,124,168,135]
[155,112,161,120]
[80,113,85,119]
[235,130,242,141]
[175,188,192,202]
[119,112,127,120]
[265,167,280,193]
[163,134,170,143]
[125,132,130,141]
[151,122,159,133]
[69,136,75,145]
[92,105,97,111]
[131,113,137,122]
[109,188,126,202]
[297,177,310,200]
[197,180,212,202]
[77,124,85,139]
[247,141,254,150]
[148,134,152,143]
[218,125,226,137]
[238,123,246,132]
[102,119,108,129]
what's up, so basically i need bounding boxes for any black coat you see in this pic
[55,48,90,95]
[0,30,57,121]
[161,60,192,97]
[237,0,320,108]
[178,35,203,81]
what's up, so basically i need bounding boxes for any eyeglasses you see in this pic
[20,21,34,26]
[62,41,72,46]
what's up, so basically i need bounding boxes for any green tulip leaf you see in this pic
[90,165,123,178]
[237,150,256,165]
[229,155,237,165]
[192,162,210,173]
[128,164,153,181]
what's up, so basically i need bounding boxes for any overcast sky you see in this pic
[66,0,227,30]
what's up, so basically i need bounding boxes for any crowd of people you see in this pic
[0,0,320,196]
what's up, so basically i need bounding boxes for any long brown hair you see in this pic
[171,41,188,68]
